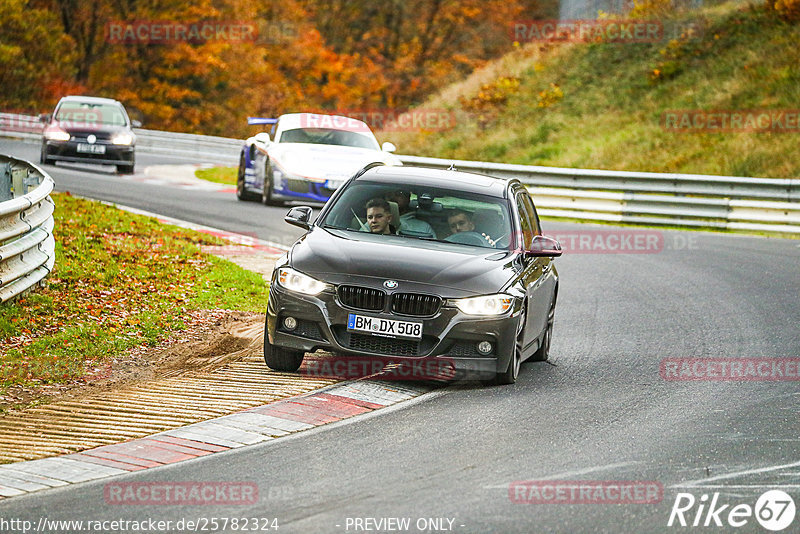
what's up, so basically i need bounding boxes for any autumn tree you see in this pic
[0,0,80,111]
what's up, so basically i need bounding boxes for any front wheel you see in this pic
[263,329,305,372]
[261,163,282,206]
[40,144,53,165]
[117,162,135,174]
[485,334,522,386]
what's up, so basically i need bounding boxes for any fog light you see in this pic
[283,316,297,331]
[477,341,493,355]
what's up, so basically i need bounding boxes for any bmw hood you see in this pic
[268,144,402,183]
[289,227,515,297]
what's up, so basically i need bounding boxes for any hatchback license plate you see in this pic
[77,143,105,154]
[347,313,422,339]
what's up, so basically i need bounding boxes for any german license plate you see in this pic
[77,143,105,154]
[347,313,422,339]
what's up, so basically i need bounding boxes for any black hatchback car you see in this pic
[265,164,562,385]
[39,96,140,174]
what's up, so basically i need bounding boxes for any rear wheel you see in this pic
[263,328,305,372]
[237,152,259,201]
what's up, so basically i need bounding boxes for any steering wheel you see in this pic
[444,231,494,247]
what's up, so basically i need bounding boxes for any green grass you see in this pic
[0,193,268,397]
[388,2,800,179]
[195,166,237,185]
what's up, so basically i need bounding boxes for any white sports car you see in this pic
[236,113,402,205]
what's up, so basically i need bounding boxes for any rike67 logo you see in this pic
[668,490,796,531]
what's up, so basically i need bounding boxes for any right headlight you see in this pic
[451,294,513,316]
[44,127,70,142]
[276,267,328,296]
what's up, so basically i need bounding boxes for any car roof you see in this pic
[59,95,123,106]
[278,113,373,134]
[359,165,510,198]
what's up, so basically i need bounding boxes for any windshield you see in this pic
[320,180,513,249]
[279,127,379,150]
[55,102,128,127]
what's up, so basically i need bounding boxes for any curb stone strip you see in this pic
[0,380,433,500]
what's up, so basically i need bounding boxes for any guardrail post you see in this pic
[11,165,26,198]
[0,161,10,201]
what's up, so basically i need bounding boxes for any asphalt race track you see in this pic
[2,137,799,533]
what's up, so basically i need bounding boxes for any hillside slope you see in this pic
[387,1,800,178]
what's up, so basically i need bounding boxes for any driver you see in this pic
[447,209,497,246]
[447,210,476,234]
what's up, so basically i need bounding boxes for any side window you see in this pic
[519,192,541,235]
[515,192,534,250]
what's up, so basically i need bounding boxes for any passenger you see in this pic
[385,189,436,238]
[366,198,396,235]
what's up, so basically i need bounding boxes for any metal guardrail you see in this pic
[2,112,798,233]
[397,157,800,234]
[0,154,56,303]
[0,112,240,164]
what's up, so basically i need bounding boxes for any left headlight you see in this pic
[451,294,513,316]
[111,132,134,145]
[277,267,328,296]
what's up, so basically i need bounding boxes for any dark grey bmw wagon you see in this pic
[264,164,562,385]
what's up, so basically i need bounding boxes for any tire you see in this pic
[485,334,522,386]
[237,152,259,201]
[530,299,555,362]
[40,144,53,165]
[261,162,282,206]
[263,329,305,372]
[117,162,135,174]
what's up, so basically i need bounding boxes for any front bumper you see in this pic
[266,281,522,380]
[44,140,134,166]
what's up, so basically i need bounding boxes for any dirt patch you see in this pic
[0,310,265,416]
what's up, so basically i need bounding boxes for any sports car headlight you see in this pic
[277,268,328,296]
[452,294,513,316]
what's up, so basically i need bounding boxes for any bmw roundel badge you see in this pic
[383,280,398,289]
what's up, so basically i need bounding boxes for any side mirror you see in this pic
[381,141,396,153]
[38,113,51,124]
[526,235,562,257]
[285,206,313,230]
[131,119,142,128]
[254,132,271,145]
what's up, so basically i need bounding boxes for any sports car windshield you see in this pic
[279,127,379,150]
[320,180,513,249]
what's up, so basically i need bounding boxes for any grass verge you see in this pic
[386,2,800,178]
[195,166,236,185]
[0,192,268,401]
